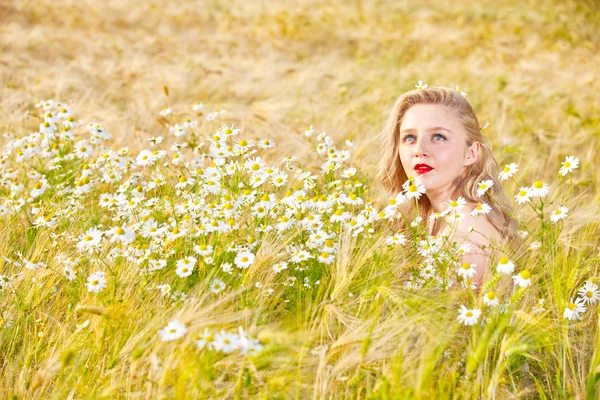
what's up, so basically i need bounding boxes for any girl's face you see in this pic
[398,104,479,199]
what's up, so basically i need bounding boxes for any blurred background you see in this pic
[1,0,599,205]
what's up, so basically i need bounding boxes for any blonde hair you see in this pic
[376,86,519,241]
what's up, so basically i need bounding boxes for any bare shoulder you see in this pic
[445,205,502,249]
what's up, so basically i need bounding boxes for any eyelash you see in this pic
[402,133,446,142]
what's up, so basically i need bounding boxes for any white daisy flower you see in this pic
[213,330,240,353]
[496,257,515,275]
[317,251,335,265]
[563,298,587,321]
[385,234,407,246]
[558,156,579,177]
[77,227,103,250]
[470,203,492,217]
[483,291,500,307]
[457,262,477,280]
[514,187,532,204]
[272,262,288,273]
[108,225,136,245]
[159,107,172,117]
[476,180,494,197]
[176,256,196,278]
[529,181,550,198]
[457,305,481,326]
[403,178,426,200]
[498,163,519,180]
[234,250,255,269]
[532,298,546,314]
[512,270,532,288]
[158,320,187,342]
[455,85,467,97]
[530,241,541,249]
[85,271,107,293]
[447,196,467,212]
[195,328,215,350]
[210,279,226,294]
[577,281,600,305]
[550,206,569,223]
[415,80,428,90]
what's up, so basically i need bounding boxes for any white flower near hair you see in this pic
[476,180,494,197]
[455,85,467,97]
[498,163,519,180]
[470,203,492,217]
[415,80,428,90]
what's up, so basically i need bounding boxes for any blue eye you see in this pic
[434,133,446,141]
[402,134,416,142]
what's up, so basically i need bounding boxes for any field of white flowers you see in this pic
[1,0,600,399]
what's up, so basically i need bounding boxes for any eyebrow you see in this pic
[399,127,452,134]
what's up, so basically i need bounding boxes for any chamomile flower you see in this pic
[483,291,500,307]
[108,225,136,245]
[457,305,481,326]
[476,180,494,197]
[496,257,515,275]
[514,187,532,204]
[77,227,103,250]
[415,80,428,90]
[455,85,467,97]
[498,163,519,180]
[470,203,492,217]
[532,298,546,314]
[512,270,532,288]
[549,206,568,223]
[234,250,255,269]
[457,262,477,280]
[195,328,215,350]
[176,256,196,278]
[577,281,600,305]
[404,179,426,200]
[210,279,226,294]
[85,271,107,293]
[158,320,187,342]
[529,181,550,198]
[558,156,579,176]
[447,197,467,212]
[385,234,407,246]
[563,298,587,321]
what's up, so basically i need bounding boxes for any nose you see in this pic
[414,136,429,158]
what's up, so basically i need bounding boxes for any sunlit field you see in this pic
[1,0,600,398]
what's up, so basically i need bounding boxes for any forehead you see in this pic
[400,104,463,134]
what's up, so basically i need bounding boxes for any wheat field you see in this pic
[1,0,600,398]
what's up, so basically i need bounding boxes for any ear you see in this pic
[464,141,480,166]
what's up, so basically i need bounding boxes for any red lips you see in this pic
[414,163,433,174]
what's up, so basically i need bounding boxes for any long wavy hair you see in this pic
[376,86,519,242]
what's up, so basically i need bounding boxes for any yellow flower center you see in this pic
[450,201,458,207]
[116,228,125,235]
[533,181,543,189]
[486,291,496,300]
[408,184,417,192]
[567,302,576,310]
[461,262,471,270]
[499,257,508,264]
[519,270,530,279]
[503,166,510,172]
[465,311,473,317]
[85,235,93,241]
[564,162,571,168]
[586,291,593,298]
